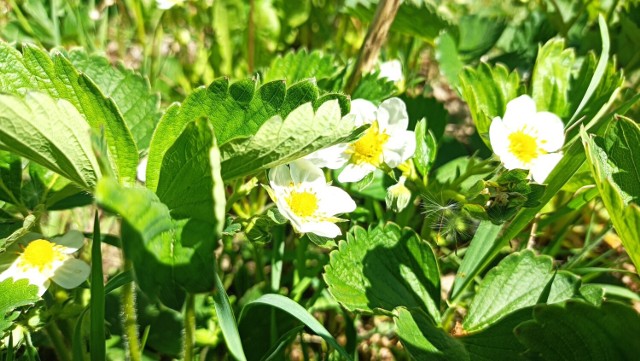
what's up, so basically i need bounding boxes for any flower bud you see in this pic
[386,176,411,212]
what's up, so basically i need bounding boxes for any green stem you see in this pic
[46,321,71,361]
[51,0,61,46]
[183,294,196,361]
[270,226,285,292]
[121,261,142,361]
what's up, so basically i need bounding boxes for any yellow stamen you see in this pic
[19,239,63,272]
[286,191,319,218]
[349,121,390,166]
[508,130,539,164]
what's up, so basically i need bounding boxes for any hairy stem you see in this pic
[121,261,142,361]
[46,321,70,361]
[183,293,196,361]
[345,0,401,93]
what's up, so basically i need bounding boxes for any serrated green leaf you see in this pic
[435,31,463,88]
[514,301,640,360]
[581,116,640,270]
[220,100,364,180]
[155,118,217,223]
[95,179,216,310]
[459,63,520,146]
[0,93,101,190]
[146,78,348,190]
[395,308,468,361]
[66,50,161,151]
[351,71,397,104]
[463,250,579,333]
[324,223,441,321]
[0,278,39,335]
[456,15,506,61]
[0,42,138,185]
[459,307,531,361]
[262,49,338,84]
[530,39,575,118]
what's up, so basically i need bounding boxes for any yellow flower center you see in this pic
[20,239,63,272]
[350,121,390,166]
[286,190,319,218]
[508,130,540,164]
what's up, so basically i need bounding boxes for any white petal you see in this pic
[530,153,563,183]
[304,144,350,169]
[500,151,529,171]
[503,95,537,130]
[378,60,403,82]
[317,186,357,216]
[52,230,85,253]
[489,117,510,157]
[530,111,565,152]
[383,130,416,168]
[274,198,304,231]
[51,258,90,289]
[338,163,375,183]
[289,159,326,186]
[137,156,148,182]
[350,99,377,126]
[297,221,342,238]
[269,164,293,188]
[377,98,409,133]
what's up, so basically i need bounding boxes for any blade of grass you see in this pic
[240,294,353,361]
[213,271,247,361]
[90,211,106,361]
[566,14,610,128]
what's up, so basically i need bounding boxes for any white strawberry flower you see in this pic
[489,95,565,183]
[305,98,416,183]
[268,160,356,238]
[0,231,90,296]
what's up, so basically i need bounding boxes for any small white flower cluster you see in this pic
[489,95,565,183]
[268,98,416,238]
[0,231,90,296]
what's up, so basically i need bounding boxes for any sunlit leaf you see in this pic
[324,223,441,321]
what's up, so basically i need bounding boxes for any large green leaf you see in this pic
[581,116,640,270]
[220,100,364,180]
[0,278,39,335]
[146,78,349,190]
[155,118,217,222]
[324,223,441,321]
[262,49,338,84]
[0,42,138,185]
[463,250,579,333]
[458,63,520,146]
[0,93,101,190]
[395,308,468,361]
[530,39,575,118]
[344,0,451,43]
[95,179,216,310]
[515,301,640,360]
[66,50,161,151]
[396,307,533,361]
